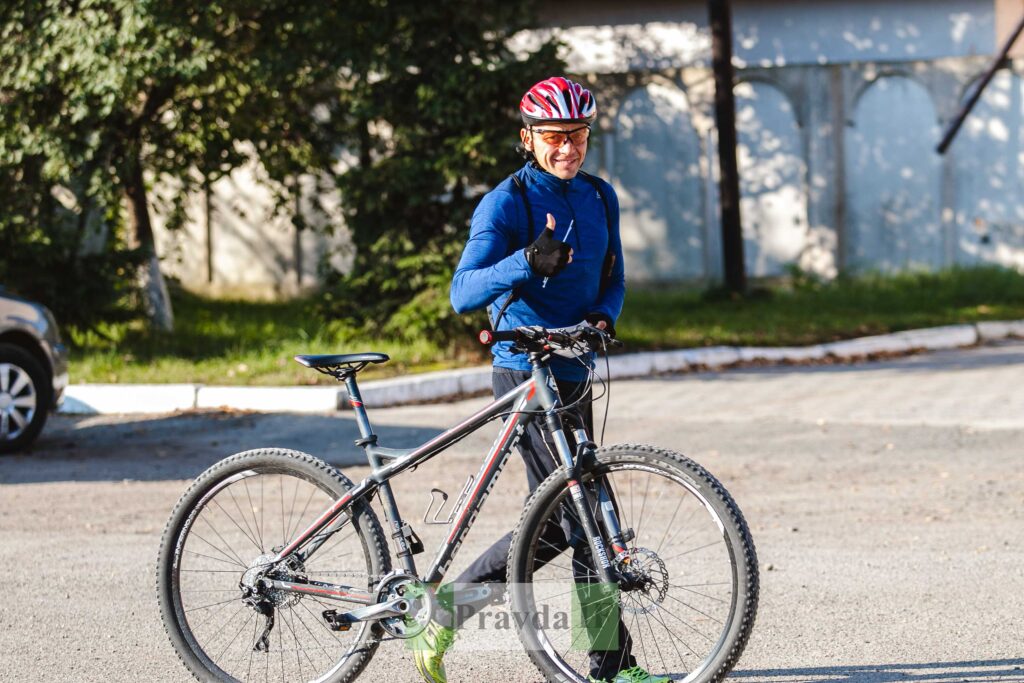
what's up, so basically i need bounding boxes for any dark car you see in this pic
[0,287,69,453]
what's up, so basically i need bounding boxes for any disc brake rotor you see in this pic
[615,547,668,615]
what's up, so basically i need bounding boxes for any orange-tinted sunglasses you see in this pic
[530,125,591,147]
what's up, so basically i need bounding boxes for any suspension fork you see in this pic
[531,361,619,584]
[570,427,631,558]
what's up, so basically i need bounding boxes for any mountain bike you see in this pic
[156,324,758,682]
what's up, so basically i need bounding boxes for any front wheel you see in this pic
[507,444,758,683]
[0,343,52,454]
[157,448,390,682]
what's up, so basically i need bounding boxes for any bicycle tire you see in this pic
[157,448,390,683]
[507,444,758,683]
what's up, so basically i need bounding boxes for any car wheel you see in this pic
[0,342,52,454]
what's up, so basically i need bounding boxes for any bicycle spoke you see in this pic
[241,477,265,552]
[641,605,669,675]
[666,580,729,604]
[247,614,258,681]
[655,491,688,553]
[644,603,701,660]
[660,539,726,563]
[209,497,262,555]
[224,487,263,553]
[285,485,318,548]
[655,602,719,655]
[184,595,243,616]
[663,592,725,625]
[182,545,246,570]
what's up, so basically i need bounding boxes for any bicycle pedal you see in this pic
[321,609,353,632]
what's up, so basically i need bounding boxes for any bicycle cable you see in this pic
[491,335,608,424]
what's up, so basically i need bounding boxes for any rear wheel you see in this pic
[0,342,51,454]
[508,444,758,683]
[157,448,390,682]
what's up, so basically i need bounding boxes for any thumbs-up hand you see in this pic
[525,213,573,279]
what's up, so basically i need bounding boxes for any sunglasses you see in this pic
[530,125,591,147]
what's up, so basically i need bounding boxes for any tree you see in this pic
[0,0,351,329]
[316,0,563,345]
[1,0,560,341]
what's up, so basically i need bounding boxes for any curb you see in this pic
[60,320,1024,416]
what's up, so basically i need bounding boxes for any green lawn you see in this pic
[69,266,1024,385]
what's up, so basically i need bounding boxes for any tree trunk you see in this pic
[709,0,747,294]
[124,145,174,332]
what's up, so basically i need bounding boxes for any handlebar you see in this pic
[478,324,622,356]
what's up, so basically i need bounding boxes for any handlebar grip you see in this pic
[478,329,518,345]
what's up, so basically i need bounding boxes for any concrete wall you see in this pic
[583,54,1024,282]
[541,0,1024,282]
[156,1,1024,294]
[151,153,352,300]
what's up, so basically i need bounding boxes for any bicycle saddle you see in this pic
[294,353,390,369]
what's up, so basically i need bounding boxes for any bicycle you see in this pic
[156,324,759,682]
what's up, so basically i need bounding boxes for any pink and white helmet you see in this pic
[519,77,597,125]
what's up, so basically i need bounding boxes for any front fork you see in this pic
[535,368,627,584]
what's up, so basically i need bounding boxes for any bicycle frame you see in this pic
[264,353,627,610]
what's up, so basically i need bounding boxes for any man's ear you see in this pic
[520,128,532,152]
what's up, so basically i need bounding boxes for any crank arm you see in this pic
[323,597,409,631]
[340,597,409,622]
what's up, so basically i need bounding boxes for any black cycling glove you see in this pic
[524,229,571,278]
[585,312,616,338]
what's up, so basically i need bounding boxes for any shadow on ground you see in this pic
[732,659,1024,683]
[0,410,443,484]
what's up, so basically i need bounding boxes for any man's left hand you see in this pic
[584,312,615,337]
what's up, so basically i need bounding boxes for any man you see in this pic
[409,77,667,683]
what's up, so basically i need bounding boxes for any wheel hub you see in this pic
[240,553,306,608]
[0,363,34,440]
[614,547,669,614]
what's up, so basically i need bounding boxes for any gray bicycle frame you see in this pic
[265,354,627,606]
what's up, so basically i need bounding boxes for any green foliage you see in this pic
[70,266,1024,385]
[0,0,370,327]
[316,0,563,346]
[1,0,561,340]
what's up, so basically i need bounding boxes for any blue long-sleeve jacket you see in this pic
[451,162,626,381]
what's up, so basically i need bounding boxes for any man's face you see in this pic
[520,122,590,180]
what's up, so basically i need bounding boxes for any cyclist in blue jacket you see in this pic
[410,77,667,683]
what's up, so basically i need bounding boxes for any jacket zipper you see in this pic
[560,182,583,254]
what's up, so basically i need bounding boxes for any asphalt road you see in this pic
[2,341,1023,682]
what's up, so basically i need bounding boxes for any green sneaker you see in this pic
[408,620,456,683]
[589,666,672,683]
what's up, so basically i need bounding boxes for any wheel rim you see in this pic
[520,463,740,682]
[0,362,37,442]
[170,466,375,682]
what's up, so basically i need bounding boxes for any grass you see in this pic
[68,291,470,386]
[68,266,1024,385]
[619,266,1024,350]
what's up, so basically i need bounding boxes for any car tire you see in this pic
[0,342,52,454]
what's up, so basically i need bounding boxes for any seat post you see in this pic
[343,374,376,444]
